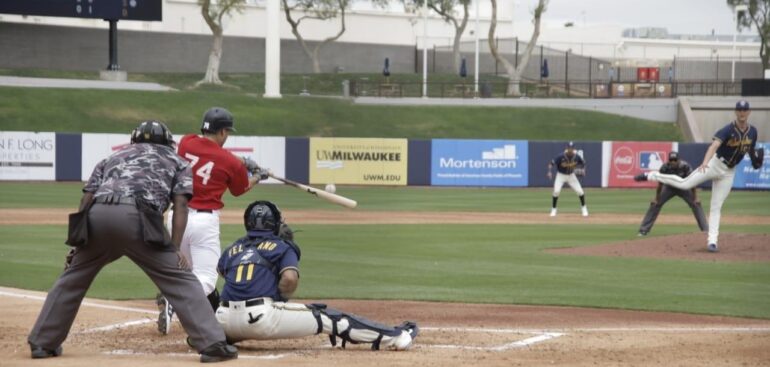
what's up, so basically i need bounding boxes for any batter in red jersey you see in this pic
[157,107,268,335]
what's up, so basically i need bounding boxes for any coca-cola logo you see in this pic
[613,146,635,174]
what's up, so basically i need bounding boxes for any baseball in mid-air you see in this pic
[325,183,336,194]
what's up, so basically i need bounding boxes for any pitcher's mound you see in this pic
[548,232,770,262]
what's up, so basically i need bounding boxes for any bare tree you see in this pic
[198,0,245,85]
[282,0,350,73]
[729,0,770,69]
[407,0,470,73]
[488,0,547,96]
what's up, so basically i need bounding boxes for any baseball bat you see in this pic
[268,174,357,209]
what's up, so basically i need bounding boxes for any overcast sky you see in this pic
[514,0,750,35]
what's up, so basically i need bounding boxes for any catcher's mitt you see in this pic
[751,147,764,169]
[278,223,301,260]
[574,168,586,176]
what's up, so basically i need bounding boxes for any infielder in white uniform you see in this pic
[548,142,589,217]
[215,201,419,350]
[635,100,763,252]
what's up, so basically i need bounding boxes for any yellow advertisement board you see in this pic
[309,138,408,186]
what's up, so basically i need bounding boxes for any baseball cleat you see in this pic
[29,343,62,359]
[156,293,174,335]
[581,206,589,217]
[707,243,719,253]
[638,231,648,237]
[633,173,648,182]
[391,321,419,351]
[199,341,238,363]
[549,208,557,217]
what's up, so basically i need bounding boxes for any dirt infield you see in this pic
[3,210,770,366]
[3,208,770,226]
[550,232,770,262]
[2,287,769,367]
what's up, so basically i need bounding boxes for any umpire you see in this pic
[638,151,708,236]
[27,121,237,363]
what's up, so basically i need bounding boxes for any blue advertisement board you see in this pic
[528,141,602,188]
[732,142,770,189]
[431,139,528,187]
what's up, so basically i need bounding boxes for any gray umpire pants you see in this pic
[28,203,226,352]
[639,185,709,234]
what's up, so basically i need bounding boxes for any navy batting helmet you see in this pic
[131,120,174,146]
[244,200,282,234]
[201,107,236,134]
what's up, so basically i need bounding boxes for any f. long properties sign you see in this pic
[0,131,56,180]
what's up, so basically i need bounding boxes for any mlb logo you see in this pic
[639,151,665,171]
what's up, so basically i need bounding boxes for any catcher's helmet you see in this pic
[131,120,174,146]
[201,107,236,134]
[668,151,679,162]
[244,200,282,234]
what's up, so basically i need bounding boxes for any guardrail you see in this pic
[349,80,742,98]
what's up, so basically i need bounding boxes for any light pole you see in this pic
[732,4,748,83]
[422,2,429,98]
[474,0,480,97]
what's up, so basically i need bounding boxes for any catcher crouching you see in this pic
[214,200,419,350]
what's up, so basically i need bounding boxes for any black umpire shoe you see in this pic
[29,343,62,359]
[633,173,648,182]
[200,341,238,363]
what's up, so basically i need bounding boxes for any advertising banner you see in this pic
[309,137,408,185]
[431,139,528,187]
[0,131,56,180]
[733,142,770,189]
[606,141,676,188]
[528,141,602,188]
[82,134,286,184]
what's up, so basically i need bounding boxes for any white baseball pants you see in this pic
[553,172,584,197]
[166,208,221,295]
[647,156,735,245]
[215,298,410,349]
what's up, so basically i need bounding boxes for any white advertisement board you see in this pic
[0,131,56,181]
[81,134,285,184]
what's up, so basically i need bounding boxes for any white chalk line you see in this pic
[422,326,770,333]
[104,349,288,360]
[427,332,564,351]
[81,319,156,334]
[0,290,155,314]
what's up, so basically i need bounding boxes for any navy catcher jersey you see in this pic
[218,231,299,302]
[714,122,758,168]
[551,153,585,174]
[659,160,692,179]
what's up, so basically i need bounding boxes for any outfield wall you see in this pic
[1,131,768,190]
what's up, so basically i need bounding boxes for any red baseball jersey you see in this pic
[177,134,250,210]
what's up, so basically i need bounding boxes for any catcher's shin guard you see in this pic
[306,303,418,350]
[207,289,220,311]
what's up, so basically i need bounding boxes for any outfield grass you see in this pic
[2,182,769,217]
[0,88,683,141]
[1,223,768,319]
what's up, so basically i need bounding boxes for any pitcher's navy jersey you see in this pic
[218,231,299,302]
[714,122,758,168]
[551,153,584,174]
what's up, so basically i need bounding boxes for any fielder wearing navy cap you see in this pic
[736,100,750,110]
[668,151,679,162]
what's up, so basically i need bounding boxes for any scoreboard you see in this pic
[0,0,162,21]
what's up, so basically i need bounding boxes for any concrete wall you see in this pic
[355,97,679,123]
[0,23,415,74]
[685,97,770,142]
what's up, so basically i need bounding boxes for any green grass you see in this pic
[3,182,769,217]
[1,223,768,319]
[0,83,682,141]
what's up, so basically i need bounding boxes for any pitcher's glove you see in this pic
[750,148,764,169]
[278,223,301,261]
